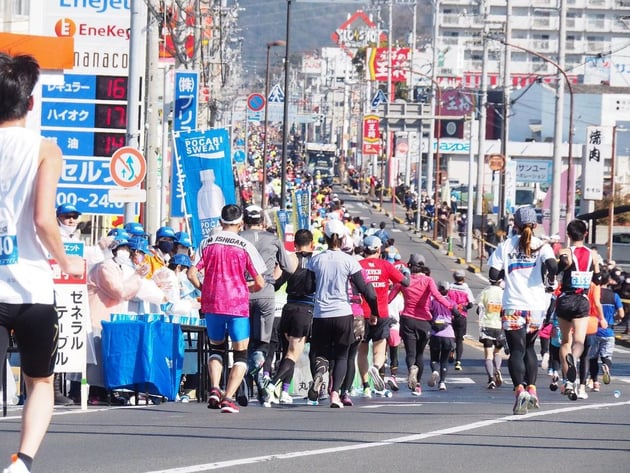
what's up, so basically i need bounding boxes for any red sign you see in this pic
[438,89,475,117]
[367,47,410,82]
[362,115,381,155]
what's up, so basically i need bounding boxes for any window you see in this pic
[12,0,29,16]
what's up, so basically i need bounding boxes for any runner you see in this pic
[307,219,379,408]
[0,53,84,473]
[488,206,557,414]
[555,219,601,400]
[357,235,409,397]
[476,277,506,389]
[189,204,266,413]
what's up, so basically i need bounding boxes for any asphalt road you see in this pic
[1,188,629,473]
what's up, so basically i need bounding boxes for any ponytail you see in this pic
[518,225,534,257]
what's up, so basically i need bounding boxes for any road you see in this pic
[1,187,629,473]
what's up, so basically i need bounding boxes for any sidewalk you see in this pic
[343,184,630,350]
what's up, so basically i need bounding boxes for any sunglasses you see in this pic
[60,213,80,219]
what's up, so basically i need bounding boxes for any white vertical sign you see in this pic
[583,126,611,200]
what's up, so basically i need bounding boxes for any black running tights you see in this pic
[505,327,539,387]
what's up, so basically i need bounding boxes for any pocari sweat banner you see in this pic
[173,128,235,247]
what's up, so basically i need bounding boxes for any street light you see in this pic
[280,0,293,210]
[491,36,575,235]
[261,40,286,209]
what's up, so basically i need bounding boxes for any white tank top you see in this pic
[0,127,55,304]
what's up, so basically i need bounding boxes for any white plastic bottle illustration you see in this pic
[197,169,225,237]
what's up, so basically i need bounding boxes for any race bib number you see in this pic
[0,234,18,265]
[570,270,592,290]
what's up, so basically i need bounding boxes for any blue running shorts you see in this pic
[204,313,250,343]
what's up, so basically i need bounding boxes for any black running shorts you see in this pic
[0,303,59,378]
[361,317,391,343]
[279,302,313,339]
[556,293,590,321]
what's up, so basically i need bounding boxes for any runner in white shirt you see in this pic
[488,206,557,415]
[0,53,84,473]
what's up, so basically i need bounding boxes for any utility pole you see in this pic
[145,11,161,233]
[124,0,148,224]
[550,0,567,236]
[474,0,489,219]
[426,0,439,199]
[498,0,512,228]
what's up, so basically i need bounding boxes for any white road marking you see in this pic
[142,400,630,473]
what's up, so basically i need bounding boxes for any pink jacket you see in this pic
[396,273,454,322]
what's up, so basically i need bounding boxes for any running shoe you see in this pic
[306,399,319,406]
[373,389,393,398]
[565,353,577,383]
[329,391,343,408]
[220,397,240,413]
[527,385,540,409]
[487,380,496,390]
[513,386,530,415]
[2,456,29,473]
[494,369,503,387]
[341,392,354,407]
[368,365,386,391]
[407,365,419,390]
[564,381,578,401]
[279,391,293,404]
[428,370,439,388]
[577,384,588,400]
[439,382,447,391]
[411,386,422,397]
[362,387,372,398]
[602,364,611,385]
[387,377,400,391]
[550,373,559,392]
[265,380,282,405]
[592,381,601,392]
[541,352,549,371]
[455,361,463,371]
[307,369,325,402]
[207,387,221,410]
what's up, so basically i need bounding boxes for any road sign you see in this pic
[110,146,146,188]
[247,93,265,112]
[268,84,285,103]
[487,154,505,171]
[371,89,387,109]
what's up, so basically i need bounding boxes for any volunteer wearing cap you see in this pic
[390,253,457,396]
[86,235,162,394]
[240,204,294,404]
[488,206,557,415]
[307,219,379,408]
[144,225,176,277]
[357,235,410,397]
[56,204,82,241]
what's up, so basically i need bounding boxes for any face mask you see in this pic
[158,240,174,254]
[58,222,78,235]
[115,249,131,263]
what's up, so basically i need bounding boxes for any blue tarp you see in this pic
[101,320,184,401]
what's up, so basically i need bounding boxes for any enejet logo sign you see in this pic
[54,17,131,40]
[331,10,385,58]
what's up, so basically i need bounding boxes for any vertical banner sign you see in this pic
[505,159,518,214]
[292,187,311,231]
[173,71,199,133]
[583,126,611,200]
[51,242,89,373]
[173,128,235,247]
[275,209,293,251]
[362,115,381,155]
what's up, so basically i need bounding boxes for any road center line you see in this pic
[143,400,630,473]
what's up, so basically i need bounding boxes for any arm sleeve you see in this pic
[351,271,379,317]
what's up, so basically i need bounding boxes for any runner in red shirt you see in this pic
[357,236,410,396]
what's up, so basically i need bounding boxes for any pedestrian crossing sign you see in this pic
[268,84,285,104]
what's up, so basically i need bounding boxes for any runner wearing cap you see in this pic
[357,235,409,397]
[307,219,379,408]
[488,206,557,414]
